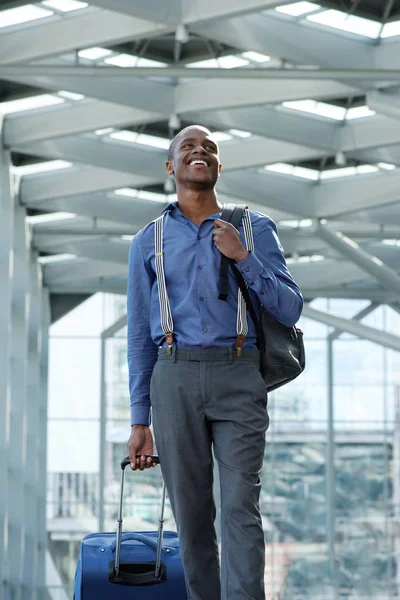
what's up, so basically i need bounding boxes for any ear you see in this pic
[166,161,174,176]
[217,163,222,179]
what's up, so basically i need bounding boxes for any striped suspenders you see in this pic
[154,207,254,355]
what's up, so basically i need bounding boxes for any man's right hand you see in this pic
[128,425,157,471]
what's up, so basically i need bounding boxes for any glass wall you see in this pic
[46,295,400,599]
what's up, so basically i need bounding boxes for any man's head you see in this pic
[166,125,222,189]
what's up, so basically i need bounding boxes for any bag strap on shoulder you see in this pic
[218,203,247,301]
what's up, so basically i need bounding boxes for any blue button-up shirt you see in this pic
[127,202,303,425]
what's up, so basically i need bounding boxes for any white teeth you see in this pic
[189,160,207,166]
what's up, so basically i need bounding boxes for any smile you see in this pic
[188,160,208,166]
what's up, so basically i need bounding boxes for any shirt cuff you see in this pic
[131,403,151,426]
[235,251,264,285]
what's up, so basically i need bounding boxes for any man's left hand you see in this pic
[213,219,250,263]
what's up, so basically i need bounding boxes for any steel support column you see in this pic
[38,288,50,598]
[24,252,43,600]
[99,315,128,532]
[0,122,15,600]
[8,202,30,599]
[326,335,338,600]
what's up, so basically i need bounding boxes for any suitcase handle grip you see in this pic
[111,532,160,553]
[121,456,160,470]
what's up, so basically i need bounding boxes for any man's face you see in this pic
[166,127,222,188]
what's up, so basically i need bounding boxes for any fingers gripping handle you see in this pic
[121,455,160,470]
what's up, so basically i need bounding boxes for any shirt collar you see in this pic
[161,201,223,218]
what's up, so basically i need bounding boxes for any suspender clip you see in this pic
[165,332,174,355]
[235,335,246,357]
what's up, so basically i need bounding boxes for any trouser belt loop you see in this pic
[228,348,234,364]
[172,346,177,363]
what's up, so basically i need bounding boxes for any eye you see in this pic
[182,143,193,149]
[205,144,216,151]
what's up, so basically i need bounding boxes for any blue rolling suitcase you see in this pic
[74,456,187,599]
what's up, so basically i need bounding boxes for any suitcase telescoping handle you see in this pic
[115,456,166,580]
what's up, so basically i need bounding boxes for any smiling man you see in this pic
[127,125,303,600]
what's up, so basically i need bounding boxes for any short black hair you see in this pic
[167,125,212,162]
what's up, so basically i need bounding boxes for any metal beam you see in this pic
[316,225,400,298]
[19,167,153,205]
[367,90,400,121]
[0,9,171,65]
[192,106,340,152]
[328,302,379,342]
[191,12,373,70]
[316,170,400,218]
[1,69,174,115]
[302,304,400,351]
[176,78,357,113]
[1,64,398,80]
[13,135,324,179]
[3,101,162,146]
[183,0,294,24]
[88,0,181,23]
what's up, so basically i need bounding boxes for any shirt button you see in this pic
[199,297,204,302]
[245,267,250,272]
[197,235,201,240]
[198,265,203,270]
[203,327,208,333]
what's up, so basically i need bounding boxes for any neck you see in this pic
[176,186,222,223]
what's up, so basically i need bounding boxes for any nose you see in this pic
[192,144,207,155]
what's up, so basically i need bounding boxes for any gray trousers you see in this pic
[150,348,269,600]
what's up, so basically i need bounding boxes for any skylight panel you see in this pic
[320,165,378,179]
[382,239,400,246]
[217,55,249,69]
[241,51,271,63]
[346,105,376,120]
[105,54,138,67]
[26,212,77,224]
[211,131,233,142]
[186,58,219,68]
[78,47,113,61]
[264,163,319,180]
[58,90,85,101]
[282,100,346,120]
[114,188,139,198]
[137,191,168,202]
[279,219,313,228]
[286,254,324,264]
[13,160,73,176]
[0,94,64,115]
[381,21,400,39]
[0,5,53,29]
[95,128,115,136]
[186,56,249,69]
[136,134,170,150]
[110,130,169,149]
[307,9,381,39]
[229,129,252,138]
[42,0,88,12]
[114,188,169,203]
[110,130,138,143]
[378,162,396,171]
[275,2,321,17]
[39,254,77,264]
[136,57,167,67]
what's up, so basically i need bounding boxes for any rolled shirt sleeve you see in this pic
[127,233,158,426]
[235,217,303,327]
